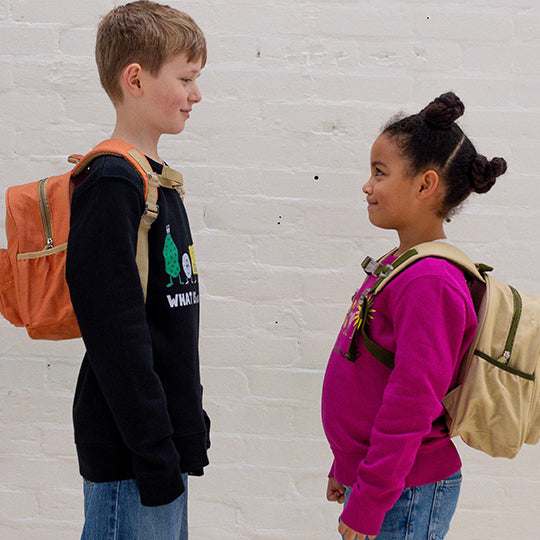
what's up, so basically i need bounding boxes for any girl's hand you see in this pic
[326,476,346,503]
[338,519,376,540]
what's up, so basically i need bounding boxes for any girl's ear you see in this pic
[417,169,441,200]
[121,63,143,98]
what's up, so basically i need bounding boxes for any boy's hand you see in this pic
[326,476,346,503]
[338,519,376,540]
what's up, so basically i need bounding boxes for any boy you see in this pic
[65,2,210,538]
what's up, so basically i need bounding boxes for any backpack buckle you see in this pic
[142,202,159,225]
[362,257,381,275]
[378,264,394,278]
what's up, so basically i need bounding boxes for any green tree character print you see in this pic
[163,225,184,287]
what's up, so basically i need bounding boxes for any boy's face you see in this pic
[138,53,203,136]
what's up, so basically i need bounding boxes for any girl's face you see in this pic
[362,134,424,231]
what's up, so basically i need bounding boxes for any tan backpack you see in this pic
[0,139,184,340]
[356,241,540,458]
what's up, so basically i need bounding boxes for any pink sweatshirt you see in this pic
[321,253,477,536]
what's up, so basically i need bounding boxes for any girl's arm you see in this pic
[340,269,476,535]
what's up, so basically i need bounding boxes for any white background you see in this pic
[1,0,539,538]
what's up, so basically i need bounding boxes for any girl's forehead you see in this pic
[371,133,400,160]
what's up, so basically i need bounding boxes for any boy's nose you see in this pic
[190,84,202,103]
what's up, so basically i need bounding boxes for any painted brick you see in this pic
[1,1,540,539]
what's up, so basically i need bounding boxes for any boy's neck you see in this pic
[111,114,163,164]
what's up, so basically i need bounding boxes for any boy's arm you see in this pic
[66,166,183,506]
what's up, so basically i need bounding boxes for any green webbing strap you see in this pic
[360,305,396,369]
[346,293,396,368]
[370,249,420,293]
[356,246,455,368]
[353,246,442,368]
[354,241,489,369]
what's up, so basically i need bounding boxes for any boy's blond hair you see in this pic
[96,0,207,104]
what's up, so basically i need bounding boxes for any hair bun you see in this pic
[469,155,507,193]
[422,92,465,129]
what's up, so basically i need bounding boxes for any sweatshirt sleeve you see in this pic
[66,162,184,506]
[340,274,473,535]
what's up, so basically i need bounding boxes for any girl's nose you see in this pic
[362,179,373,194]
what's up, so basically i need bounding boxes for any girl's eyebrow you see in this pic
[371,160,387,168]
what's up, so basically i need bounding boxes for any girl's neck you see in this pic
[394,222,447,257]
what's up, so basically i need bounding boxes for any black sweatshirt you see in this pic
[66,154,210,506]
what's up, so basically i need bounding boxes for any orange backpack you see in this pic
[0,139,184,340]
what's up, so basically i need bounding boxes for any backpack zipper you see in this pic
[38,178,54,249]
[474,285,523,370]
[502,286,522,363]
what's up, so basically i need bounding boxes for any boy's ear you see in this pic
[417,169,440,200]
[121,63,144,97]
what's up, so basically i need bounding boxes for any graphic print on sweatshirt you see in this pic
[162,224,199,309]
[163,225,184,286]
[335,291,375,361]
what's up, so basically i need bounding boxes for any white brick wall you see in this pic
[1,0,539,538]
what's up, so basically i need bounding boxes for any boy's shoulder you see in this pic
[74,154,147,200]
[90,154,145,185]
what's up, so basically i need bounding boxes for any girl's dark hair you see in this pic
[382,92,507,217]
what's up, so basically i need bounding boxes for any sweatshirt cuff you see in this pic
[133,437,185,507]
[328,460,336,478]
[340,485,385,537]
[138,468,185,507]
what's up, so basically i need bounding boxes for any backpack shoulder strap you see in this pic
[357,241,489,369]
[369,240,486,297]
[69,139,159,301]
[71,138,153,194]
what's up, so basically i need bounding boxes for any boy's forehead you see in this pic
[166,53,203,73]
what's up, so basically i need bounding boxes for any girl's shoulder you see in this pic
[386,256,471,299]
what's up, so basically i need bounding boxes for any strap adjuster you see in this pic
[378,264,394,278]
[362,256,394,278]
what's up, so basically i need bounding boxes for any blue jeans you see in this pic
[341,470,462,540]
[81,474,188,540]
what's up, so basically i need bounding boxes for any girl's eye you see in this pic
[181,78,192,83]
[375,168,383,176]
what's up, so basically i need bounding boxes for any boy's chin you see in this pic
[164,125,187,136]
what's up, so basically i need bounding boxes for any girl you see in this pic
[321,92,507,540]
